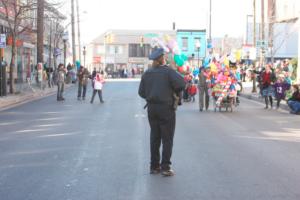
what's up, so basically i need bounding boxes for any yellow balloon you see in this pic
[224,57,229,67]
[210,63,217,73]
[164,34,171,42]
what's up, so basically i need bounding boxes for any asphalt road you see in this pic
[0,80,299,200]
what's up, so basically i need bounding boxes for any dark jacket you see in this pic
[138,65,185,106]
[198,71,207,88]
[288,91,300,102]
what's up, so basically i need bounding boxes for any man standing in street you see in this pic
[138,48,185,176]
[77,66,90,100]
[57,63,66,101]
[198,66,210,111]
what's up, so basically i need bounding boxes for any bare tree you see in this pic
[0,0,37,94]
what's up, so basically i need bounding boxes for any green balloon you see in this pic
[174,55,184,66]
[181,54,188,62]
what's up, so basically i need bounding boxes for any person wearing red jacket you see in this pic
[261,65,276,109]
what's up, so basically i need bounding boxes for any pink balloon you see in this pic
[167,39,177,50]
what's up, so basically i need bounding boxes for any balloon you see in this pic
[167,39,177,50]
[193,68,199,76]
[173,46,181,55]
[223,57,229,67]
[181,54,188,62]
[174,55,184,66]
[207,43,213,49]
[177,66,184,73]
[164,34,171,43]
[157,38,170,53]
[210,63,218,73]
[182,65,187,72]
[203,57,210,67]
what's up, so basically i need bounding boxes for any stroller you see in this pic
[212,82,237,112]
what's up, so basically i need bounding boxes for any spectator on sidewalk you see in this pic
[90,71,105,104]
[56,64,66,101]
[287,84,300,114]
[77,66,90,100]
[261,65,276,109]
[47,67,54,88]
[273,74,290,109]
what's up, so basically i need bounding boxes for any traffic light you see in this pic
[140,36,144,47]
[105,34,115,44]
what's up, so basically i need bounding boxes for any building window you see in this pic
[109,46,118,54]
[129,44,151,57]
[117,46,123,54]
[182,37,188,51]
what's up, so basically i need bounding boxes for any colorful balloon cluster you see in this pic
[151,34,190,75]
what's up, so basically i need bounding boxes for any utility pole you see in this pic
[268,0,276,64]
[261,0,265,66]
[48,20,52,69]
[209,0,212,41]
[252,0,257,93]
[37,0,44,64]
[76,0,82,64]
[71,0,76,66]
[253,0,256,47]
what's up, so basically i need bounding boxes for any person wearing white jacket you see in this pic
[90,71,105,104]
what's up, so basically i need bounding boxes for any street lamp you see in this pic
[195,40,201,68]
[62,32,69,67]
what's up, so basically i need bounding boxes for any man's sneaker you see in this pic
[161,169,175,177]
[150,167,160,174]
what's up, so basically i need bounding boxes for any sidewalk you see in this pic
[240,82,290,111]
[0,82,72,111]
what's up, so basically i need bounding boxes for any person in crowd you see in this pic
[273,74,291,109]
[91,67,97,80]
[46,67,54,88]
[77,66,90,100]
[56,63,66,101]
[132,68,135,78]
[261,65,276,109]
[287,84,300,114]
[90,71,105,104]
[198,66,210,111]
[138,48,185,176]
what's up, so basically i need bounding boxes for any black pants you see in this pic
[265,96,273,108]
[57,82,64,100]
[147,104,176,171]
[78,83,87,98]
[90,89,103,103]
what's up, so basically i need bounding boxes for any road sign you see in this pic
[256,40,268,48]
[0,34,6,48]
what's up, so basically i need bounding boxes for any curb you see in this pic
[240,93,290,111]
[0,84,74,112]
